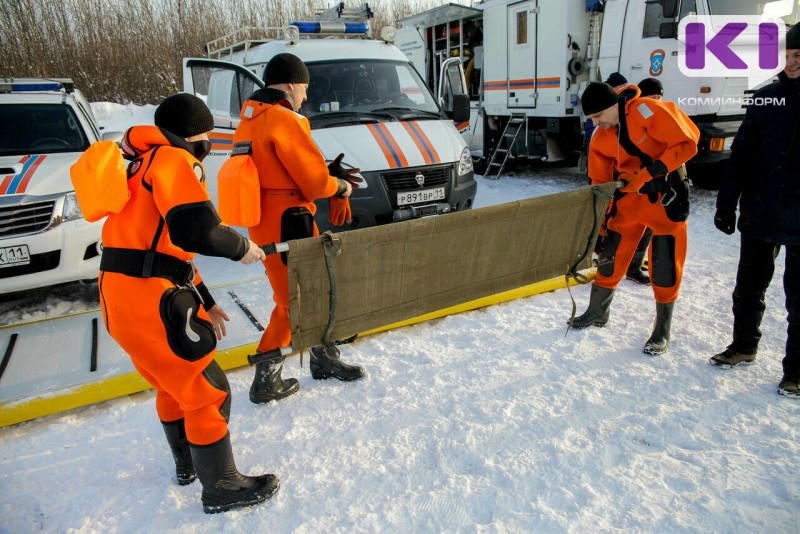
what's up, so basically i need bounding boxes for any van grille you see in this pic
[0,200,55,238]
[381,165,451,191]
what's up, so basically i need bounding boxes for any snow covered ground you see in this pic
[0,104,797,533]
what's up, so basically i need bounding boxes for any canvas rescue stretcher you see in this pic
[0,183,616,427]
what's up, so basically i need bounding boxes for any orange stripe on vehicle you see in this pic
[367,124,407,168]
[402,122,440,165]
[0,175,12,195]
[16,154,46,194]
[509,78,535,89]
[536,77,561,87]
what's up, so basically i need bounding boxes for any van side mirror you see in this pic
[447,94,470,123]
[662,0,678,19]
[659,21,678,39]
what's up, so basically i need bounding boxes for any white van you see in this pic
[183,21,477,232]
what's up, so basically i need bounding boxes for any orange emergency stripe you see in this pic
[210,132,234,151]
[0,155,46,196]
[367,123,409,169]
[484,77,562,90]
[401,122,440,165]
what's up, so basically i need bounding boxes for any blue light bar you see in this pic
[11,82,63,92]
[289,21,369,34]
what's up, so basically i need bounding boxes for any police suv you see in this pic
[0,78,121,294]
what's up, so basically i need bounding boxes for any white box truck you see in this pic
[395,0,800,181]
[182,6,477,232]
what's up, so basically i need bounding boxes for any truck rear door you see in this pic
[507,0,538,109]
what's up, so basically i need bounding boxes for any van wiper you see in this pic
[373,107,442,119]
[307,110,402,127]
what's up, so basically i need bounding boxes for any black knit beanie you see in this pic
[604,72,628,87]
[581,83,619,116]
[263,53,310,86]
[154,93,214,138]
[788,24,800,50]
[638,77,664,98]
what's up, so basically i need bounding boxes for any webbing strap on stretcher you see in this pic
[564,182,621,334]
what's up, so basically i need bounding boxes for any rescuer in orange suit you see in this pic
[570,82,699,355]
[98,94,277,514]
[231,53,366,405]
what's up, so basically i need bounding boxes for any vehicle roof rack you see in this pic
[204,3,376,59]
[205,27,286,59]
[314,2,373,23]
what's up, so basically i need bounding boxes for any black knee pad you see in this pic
[651,234,677,287]
[598,229,622,277]
[202,360,232,422]
[637,227,653,252]
[280,207,315,265]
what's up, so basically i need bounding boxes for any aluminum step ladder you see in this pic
[485,113,526,180]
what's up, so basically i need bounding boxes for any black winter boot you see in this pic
[309,344,365,381]
[249,351,299,404]
[569,285,615,329]
[190,434,280,514]
[709,347,757,367]
[626,250,651,285]
[777,375,800,398]
[161,419,196,485]
[643,302,674,355]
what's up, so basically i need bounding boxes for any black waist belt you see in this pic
[100,247,193,286]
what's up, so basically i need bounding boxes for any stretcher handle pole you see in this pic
[259,242,290,256]
[247,346,292,365]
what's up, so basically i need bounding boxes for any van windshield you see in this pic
[0,104,89,156]
[301,60,440,121]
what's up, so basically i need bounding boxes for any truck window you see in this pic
[643,2,671,38]
[708,0,792,16]
[0,104,89,156]
[516,11,528,45]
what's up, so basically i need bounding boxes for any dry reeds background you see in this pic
[0,0,449,104]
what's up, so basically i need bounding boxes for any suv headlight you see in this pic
[63,191,84,222]
[458,146,473,177]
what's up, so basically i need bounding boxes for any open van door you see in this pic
[182,58,264,201]
[438,57,470,123]
[182,57,264,140]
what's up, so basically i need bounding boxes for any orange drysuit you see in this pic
[588,86,699,303]
[232,89,343,353]
[99,126,248,445]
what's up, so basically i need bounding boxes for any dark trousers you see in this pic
[731,232,800,378]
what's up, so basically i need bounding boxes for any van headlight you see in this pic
[457,146,473,176]
[63,191,84,221]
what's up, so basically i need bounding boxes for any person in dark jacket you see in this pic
[710,24,800,398]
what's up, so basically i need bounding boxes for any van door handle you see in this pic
[631,64,643,70]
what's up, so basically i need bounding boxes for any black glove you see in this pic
[328,153,364,189]
[714,209,736,235]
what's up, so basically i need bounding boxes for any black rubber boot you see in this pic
[569,285,615,329]
[309,344,365,381]
[643,302,674,355]
[161,419,196,486]
[190,434,280,514]
[626,249,651,285]
[249,351,299,404]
